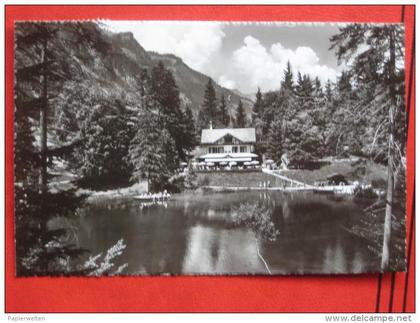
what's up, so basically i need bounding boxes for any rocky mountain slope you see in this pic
[108,29,253,117]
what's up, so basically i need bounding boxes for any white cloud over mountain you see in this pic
[105,22,339,94]
[218,75,236,90]
[226,35,338,93]
[106,21,225,72]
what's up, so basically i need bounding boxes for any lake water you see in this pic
[72,191,380,275]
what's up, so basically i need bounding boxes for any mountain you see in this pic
[147,52,253,118]
[106,30,253,118]
[15,23,254,144]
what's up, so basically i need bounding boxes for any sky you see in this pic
[105,21,345,94]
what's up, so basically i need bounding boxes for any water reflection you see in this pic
[182,225,264,274]
[72,191,379,275]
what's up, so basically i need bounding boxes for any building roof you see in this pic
[200,128,256,144]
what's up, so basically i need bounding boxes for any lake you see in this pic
[71,191,380,275]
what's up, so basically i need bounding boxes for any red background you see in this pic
[4,5,415,313]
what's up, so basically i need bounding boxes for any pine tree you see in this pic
[314,77,324,100]
[77,100,134,189]
[14,22,109,275]
[283,61,294,91]
[219,93,228,127]
[266,115,283,163]
[182,105,198,152]
[136,68,152,98]
[325,80,334,102]
[14,103,36,184]
[296,73,314,102]
[235,100,246,128]
[251,87,263,125]
[331,23,405,270]
[337,71,353,98]
[199,78,217,130]
[129,111,178,192]
[151,61,186,160]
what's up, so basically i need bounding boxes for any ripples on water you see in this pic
[70,191,380,275]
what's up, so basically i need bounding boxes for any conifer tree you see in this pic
[331,23,405,270]
[14,103,36,184]
[282,61,294,91]
[199,78,217,130]
[151,61,187,159]
[235,100,246,128]
[314,77,324,100]
[219,93,228,127]
[266,114,284,163]
[251,87,263,125]
[14,22,109,275]
[77,100,134,188]
[129,111,178,192]
[182,105,198,151]
[325,80,334,102]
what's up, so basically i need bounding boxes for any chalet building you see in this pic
[197,124,259,167]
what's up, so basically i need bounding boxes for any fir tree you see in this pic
[14,22,109,275]
[282,61,294,91]
[182,105,198,152]
[235,100,246,128]
[14,103,36,184]
[337,71,353,98]
[266,115,284,163]
[325,80,334,102]
[260,91,280,137]
[199,78,217,130]
[219,93,228,127]
[151,61,186,159]
[331,23,406,270]
[77,100,134,189]
[252,87,263,125]
[129,111,178,192]
[314,77,324,100]
[296,73,314,101]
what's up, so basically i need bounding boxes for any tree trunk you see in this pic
[381,104,394,271]
[39,36,48,194]
[381,28,397,271]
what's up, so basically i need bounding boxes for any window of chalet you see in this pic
[218,134,242,145]
[209,147,224,154]
[232,146,238,153]
[240,146,247,153]
[232,137,240,144]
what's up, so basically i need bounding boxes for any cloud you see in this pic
[105,21,225,72]
[218,75,236,90]
[104,22,339,94]
[224,35,338,93]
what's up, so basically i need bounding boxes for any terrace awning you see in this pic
[198,152,258,163]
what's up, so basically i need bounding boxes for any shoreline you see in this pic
[199,185,358,194]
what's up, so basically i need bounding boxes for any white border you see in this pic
[1,1,417,322]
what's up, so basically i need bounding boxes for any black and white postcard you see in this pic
[14,21,406,276]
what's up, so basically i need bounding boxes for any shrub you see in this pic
[233,202,279,242]
[371,178,387,189]
[353,186,378,200]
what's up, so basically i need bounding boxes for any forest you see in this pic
[14,22,406,275]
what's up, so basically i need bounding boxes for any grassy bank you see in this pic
[281,159,387,188]
[195,158,387,189]
[196,170,290,188]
